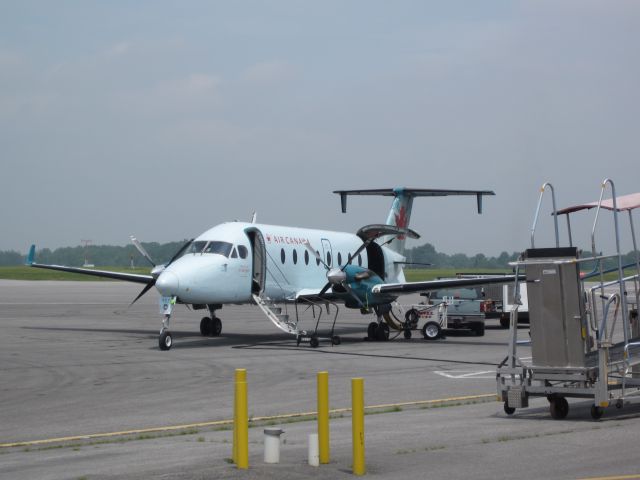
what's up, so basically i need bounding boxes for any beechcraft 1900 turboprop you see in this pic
[27,188,518,350]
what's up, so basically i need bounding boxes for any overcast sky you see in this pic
[1,1,639,256]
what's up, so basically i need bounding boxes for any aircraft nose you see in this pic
[156,271,180,296]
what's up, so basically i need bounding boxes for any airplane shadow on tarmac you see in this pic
[22,325,500,366]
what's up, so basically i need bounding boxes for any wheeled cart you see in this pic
[497,180,640,420]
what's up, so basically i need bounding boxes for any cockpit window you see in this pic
[185,241,208,254]
[184,241,233,257]
[203,241,233,257]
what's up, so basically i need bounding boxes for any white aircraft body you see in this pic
[28,188,518,350]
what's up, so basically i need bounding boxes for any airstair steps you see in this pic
[252,294,301,335]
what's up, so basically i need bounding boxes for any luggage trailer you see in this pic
[497,180,640,420]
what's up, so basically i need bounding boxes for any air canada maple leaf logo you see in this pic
[395,206,408,240]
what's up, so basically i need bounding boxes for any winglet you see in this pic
[26,245,36,265]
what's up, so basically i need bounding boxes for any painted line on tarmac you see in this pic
[577,475,640,480]
[0,393,495,449]
[435,370,495,379]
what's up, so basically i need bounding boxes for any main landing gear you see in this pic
[199,304,223,337]
[158,303,223,351]
[367,306,391,341]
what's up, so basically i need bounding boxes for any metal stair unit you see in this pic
[497,179,640,420]
[252,294,303,336]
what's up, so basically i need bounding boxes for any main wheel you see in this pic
[590,405,604,420]
[310,336,319,348]
[504,402,516,415]
[375,323,390,341]
[549,397,569,419]
[422,321,441,340]
[200,317,212,336]
[367,322,378,340]
[211,317,222,336]
[403,329,412,340]
[159,330,173,351]
[499,315,509,329]
[332,335,341,346]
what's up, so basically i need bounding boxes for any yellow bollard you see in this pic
[317,371,330,464]
[236,380,249,469]
[352,377,365,476]
[233,369,246,464]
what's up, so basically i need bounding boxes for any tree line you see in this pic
[1,241,638,270]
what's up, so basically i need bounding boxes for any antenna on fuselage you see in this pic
[251,212,257,223]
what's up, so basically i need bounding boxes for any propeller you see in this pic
[305,225,418,308]
[304,240,374,308]
[129,238,194,307]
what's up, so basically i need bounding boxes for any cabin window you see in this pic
[327,251,332,267]
[238,245,248,259]
[293,249,298,265]
[231,247,238,258]
[304,250,309,265]
[337,252,342,266]
[281,248,286,264]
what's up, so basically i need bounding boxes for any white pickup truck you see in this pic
[499,281,529,328]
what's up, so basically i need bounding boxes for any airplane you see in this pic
[26,187,520,350]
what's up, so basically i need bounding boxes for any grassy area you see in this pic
[0,266,151,281]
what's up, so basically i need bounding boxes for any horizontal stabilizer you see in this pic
[334,188,495,214]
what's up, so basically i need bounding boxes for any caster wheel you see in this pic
[550,397,569,419]
[200,317,212,336]
[159,330,173,351]
[422,321,442,340]
[211,317,222,336]
[310,336,319,348]
[590,405,604,420]
[504,402,516,415]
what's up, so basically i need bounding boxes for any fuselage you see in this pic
[155,222,406,305]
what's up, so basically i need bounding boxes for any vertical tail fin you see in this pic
[26,245,36,265]
[334,188,495,254]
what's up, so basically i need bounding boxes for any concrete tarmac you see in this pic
[1,280,639,479]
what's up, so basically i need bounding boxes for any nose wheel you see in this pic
[159,329,173,350]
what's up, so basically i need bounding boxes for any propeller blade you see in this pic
[343,283,364,308]
[129,280,156,307]
[167,238,195,266]
[304,241,329,270]
[342,238,373,271]
[130,236,156,267]
[318,282,332,297]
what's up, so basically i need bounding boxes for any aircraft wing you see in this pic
[295,288,344,303]
[29,263,154,284]
[372,275,524,295]
[26,246,154,284]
